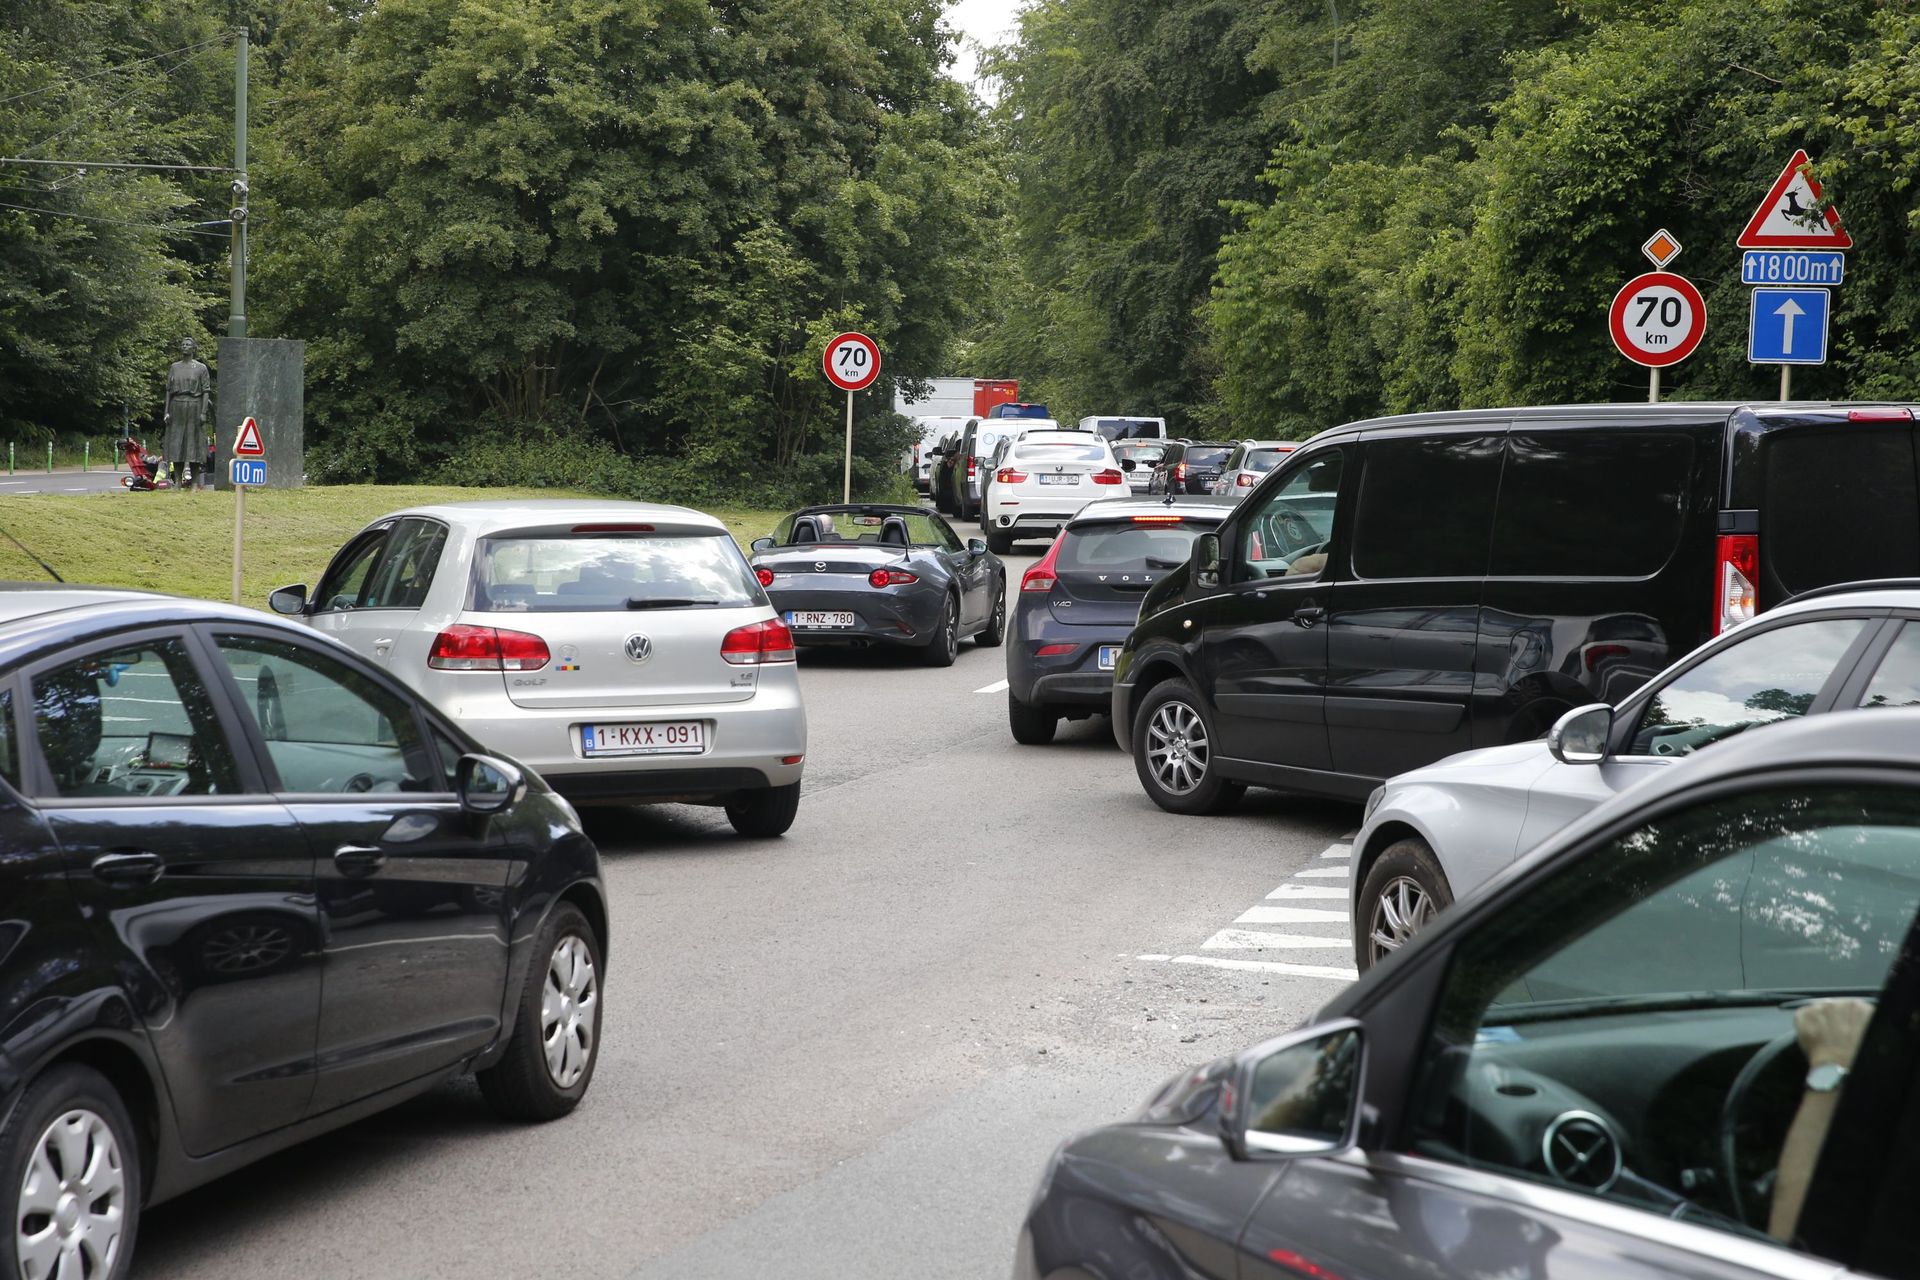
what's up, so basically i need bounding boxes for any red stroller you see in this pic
[116,436,173,490]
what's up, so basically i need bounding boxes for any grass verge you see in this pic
[0,486,790,605]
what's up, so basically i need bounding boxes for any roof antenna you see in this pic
[0,524,64,582]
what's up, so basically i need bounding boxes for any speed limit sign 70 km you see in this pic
[824,331,881,392]
[1609,271,1707,368]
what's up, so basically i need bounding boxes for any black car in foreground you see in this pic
[749,505,1006,666]
[1007,496,1232,743]
[1021,709,1920,1280]
[0,587,606,1280]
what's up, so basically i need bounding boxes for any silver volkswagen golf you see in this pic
[271,500,808,836]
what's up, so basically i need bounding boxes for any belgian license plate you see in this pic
[788,610,854,628]
[1039,474,1078,485]
[581,721,706,757]
[1098,645,1120,671]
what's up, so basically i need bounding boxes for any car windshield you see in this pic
[474,532,760,611]
[1246,449,1290,473]
[1058,519,1215,573]
[1184,446,1232,468]
[1016,442,1108,463]
[779,510,951,548]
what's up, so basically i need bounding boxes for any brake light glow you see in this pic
[1091,468,1125,485]
[1129,515,1184,523]
[428,625,551,672]
[1035,643,1075,657]
[1236,472,1254,487]
[1583,643,1630,672]
[721,618,797,665]
[996,467,1028,484]
[1022,537,1064,592]
[967,457,978,480]
[1847,408,1913,422]
[1714,533,1759,635]
[570,523,655,533]
[755,566,775,588]
[1174,462,1188,482]
[868,568,919,588]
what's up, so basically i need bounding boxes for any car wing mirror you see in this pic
[268,584,309,616]
[1548,702,1614,765]
[1193,533,1222,589]
[458,753,527,815]
[1221,1021,1364,1161]
[750,537,775,553]
[967,537,989,556]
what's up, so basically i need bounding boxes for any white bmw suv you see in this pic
[271,499,808,837]
[981,431,1127,554]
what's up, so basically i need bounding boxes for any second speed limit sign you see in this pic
[1609,271,1707,367]
[823,331,881,391]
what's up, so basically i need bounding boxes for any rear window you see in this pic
[1017,442,1107,463]
[993,404,1053,419]
[1059,520,1214,573]
[1246,449,1289,473]
[1763,427,1920,595]
[1090,418,1161,441]
[1183,446,1232,468]
[1491,431,1693,578]
[474,532,760,611]
[1113,441,1169,463]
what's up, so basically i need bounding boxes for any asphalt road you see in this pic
[136,547,1362,1280]
[0,468,131,495]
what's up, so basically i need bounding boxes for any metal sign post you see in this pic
[843,391,855,504]
[822,332,881,504]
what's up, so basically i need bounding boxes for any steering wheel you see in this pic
[342,772,377,794]
[1270,505,1313,548]
[1719,1028,1801,1228]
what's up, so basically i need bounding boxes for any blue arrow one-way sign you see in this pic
[1748,287,1831,365]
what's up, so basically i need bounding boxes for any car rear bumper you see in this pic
[1008,613,1127,707]
[767,585,942,646]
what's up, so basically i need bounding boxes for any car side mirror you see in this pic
[268,584,309,616]
[1221,1022,1363,1161]
[1193,533,1222,589]
[458,753,526,815]
[968,537,989,556]
[750,537,775,553]
[1548,703,1614,765]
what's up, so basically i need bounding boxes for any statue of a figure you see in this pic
[163,337,211,488]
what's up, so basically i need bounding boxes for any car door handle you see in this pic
[1292,606,1326,628]
[91,850,164,886]
[333,845,386,877]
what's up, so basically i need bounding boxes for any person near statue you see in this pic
[163,337,211,488]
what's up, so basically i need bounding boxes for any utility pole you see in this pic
[229,28,248,339]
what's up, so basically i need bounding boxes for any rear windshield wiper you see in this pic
[625,597,717,610]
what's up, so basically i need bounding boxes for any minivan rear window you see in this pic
[1058,520,1215,574]
[1183,446,1231,468]
[1091,418,1160,441]
[1491,432,1693,578]
[474,532,761,611]
[1763,428,1920,595]
[1245,449,1289,473]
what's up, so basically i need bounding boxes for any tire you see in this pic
[478,902,603,1121]
[1008,691,1057,744]
[976,585,1007,647]
[725,781,801,838]
[0,1064,141,1280]
[1130,678,1244,815]
[1354,837,1454,972]
[986,528,1014,556]
[922,595,959,667]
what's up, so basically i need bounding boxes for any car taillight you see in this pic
[996,467,1028,484]
[1022,536,1064,592]
[1174,462,1188,481]
[1035,643,1075,657]
[1583,643,1630,672]
[721,618,796,665]
[1092,468,1124,485]
[967,457,978,480]
[1714,533,1759,635]
[428,624,550,671]
[1129,515,1183,523]
[1236,472,1253,487]
[1848,408,1914,422]
[756,567,775,588]
[869,568,919,588]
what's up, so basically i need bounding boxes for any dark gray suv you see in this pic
[1018,709,1920,1280]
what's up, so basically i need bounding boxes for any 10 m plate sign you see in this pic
[1609,271,1707,368]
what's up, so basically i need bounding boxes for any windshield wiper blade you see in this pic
[625,597,713,610]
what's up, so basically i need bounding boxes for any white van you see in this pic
[1078,415,1167,443]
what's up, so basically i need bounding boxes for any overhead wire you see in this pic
[0,199,233,238]
[16,39,220,157]
[0,36,226,108]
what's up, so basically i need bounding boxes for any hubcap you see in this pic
[16,1109,125,1280]
[1367,875,1436,963]
[1144,701,1210,796]
[541,935,598,1089]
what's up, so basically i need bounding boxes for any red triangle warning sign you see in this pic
[233,416,265,457]
[1737,149,1853,249]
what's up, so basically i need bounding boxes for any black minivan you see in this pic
[1112,401,1920,813]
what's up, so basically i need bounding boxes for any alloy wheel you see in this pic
[201,923,293,974]
[541,935,598,1089]
[16,1109,126,1280]
[1145,701,1210,796]
[941,602,957,657]
[1367,875,1436,964]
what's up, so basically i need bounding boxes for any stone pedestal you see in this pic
[214,337,306,489]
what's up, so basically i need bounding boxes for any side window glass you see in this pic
[1246,1026,1361,1147]
[215,635,433,793]
[1491,432,1693,577]
[1238,451,1344,581]
[1627,618,1865,757]
[432,730,464,791]
[1860,622,1920,710]
[315,530,390,614]
[32,639,241,798]
[1411,787,1920,1252]
[361,519,447,610]
[1351,434,1502,579]
[0,690,17,791]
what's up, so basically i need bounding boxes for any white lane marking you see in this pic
[1295,866,1349,878]
[1171,954,1357,982]
[1319,843,1353,859]
[1265,884,1347,900]
[1136,952,1173,962]
[1235,904,1348,925]
[1202,928,1352,951]
[974,678,1010,694]
[63,487,85,492]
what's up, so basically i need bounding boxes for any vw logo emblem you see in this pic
[624,634,653,664]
